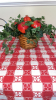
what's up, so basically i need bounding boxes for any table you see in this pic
[0,34,56,100]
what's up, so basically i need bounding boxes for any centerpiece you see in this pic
[0,14,56,54]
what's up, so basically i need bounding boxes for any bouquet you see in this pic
[0,14,56,54]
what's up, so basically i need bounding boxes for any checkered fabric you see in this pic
[0,34,56,100]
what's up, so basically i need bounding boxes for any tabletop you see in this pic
[0,34,56,100]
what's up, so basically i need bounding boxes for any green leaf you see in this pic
[36,32,40,38]
[36,38,39,41]
[2,30,10,37]
[36,27,40,31]
[42,16,45,20]
[9,20,12,23]
[5,47,9,55]
[17,14,20,18]
[25,31,31,38]
[36,18,41,21]
[12,18,15,20]
[31,28,36,34]
[25,21,33,26]
[31,16,36,21]
[12,45,16,48]
[6,46,9,50]
[2,42,7,48]
[9,17,12,19]
[50,34,54,38]
[34,40,37,43]
[15,19,19,22]
[48,24,52,29]
[0,34,4,40]
[50,38,54,45]
[0,37,4,40]
[7,36,12,41]
[5,50,9,55]
[52,26,56,32]
[30,41,33,44]
[39,30,43,38]
[27,39,30,44]
[41,21,45,24]
[20,17,24,23]
[10,50,14,54]
[11,23,14,27]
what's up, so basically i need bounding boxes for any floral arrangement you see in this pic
[0,14,56,54]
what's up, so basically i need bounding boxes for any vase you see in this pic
[18,34,37,49]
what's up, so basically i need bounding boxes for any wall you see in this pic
[0,6,56,27]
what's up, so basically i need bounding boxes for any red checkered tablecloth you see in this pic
[0,34,56,100]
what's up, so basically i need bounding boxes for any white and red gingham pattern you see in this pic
[0,34,56,100]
